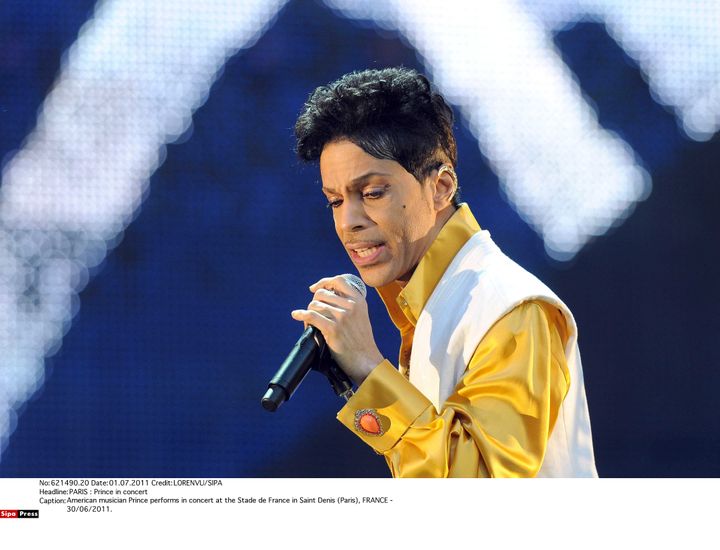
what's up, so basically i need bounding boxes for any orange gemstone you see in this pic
[359,413,381,434]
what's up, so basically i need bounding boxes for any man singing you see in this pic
[291,67,597,477]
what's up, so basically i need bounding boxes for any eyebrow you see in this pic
[322,171,393,194]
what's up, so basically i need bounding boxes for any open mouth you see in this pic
[356,245,380,258]
[348,243,385,266]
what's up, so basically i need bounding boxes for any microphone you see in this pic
[261,274,367,412]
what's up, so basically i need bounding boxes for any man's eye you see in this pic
[326,199,342,209]
[362,189,385,200]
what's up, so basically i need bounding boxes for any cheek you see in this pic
[387,220,419,257]
[400,209,428,238]
[396,203,434,250]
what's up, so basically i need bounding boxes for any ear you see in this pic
[432,164,457,210]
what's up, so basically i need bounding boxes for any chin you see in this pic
[356,265,395,289]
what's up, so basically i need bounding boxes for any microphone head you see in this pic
[340,273,367,298]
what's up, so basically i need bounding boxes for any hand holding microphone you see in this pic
[293,274,384,386]
[262,274,383,412]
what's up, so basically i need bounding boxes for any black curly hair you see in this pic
[295,67,459,204]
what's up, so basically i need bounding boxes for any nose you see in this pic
[336,196,368,233]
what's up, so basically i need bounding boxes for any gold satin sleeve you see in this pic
[336,301,570,477]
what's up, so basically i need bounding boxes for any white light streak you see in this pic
[520,0,720,140]
[325,0,651,258]
[0,0,288,458]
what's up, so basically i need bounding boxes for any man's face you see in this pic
[319,140,442,288]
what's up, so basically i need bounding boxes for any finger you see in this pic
[310,275,363,299]
[291,309,334,334]
[312,288,355,308]
[308,276,340,292]
[307,300,345,321]
[290,309,309,330]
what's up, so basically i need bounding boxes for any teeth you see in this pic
[356,246,379,258]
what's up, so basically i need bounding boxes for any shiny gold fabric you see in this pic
[337,205,570,477]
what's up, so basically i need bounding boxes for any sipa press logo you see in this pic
[0,509,40,519]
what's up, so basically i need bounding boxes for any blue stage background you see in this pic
[1,0,718,477]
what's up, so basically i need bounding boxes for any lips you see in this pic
[347,242,386,266]
[355,245,380,258]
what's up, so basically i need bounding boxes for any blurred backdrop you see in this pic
[0,0,718,477]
